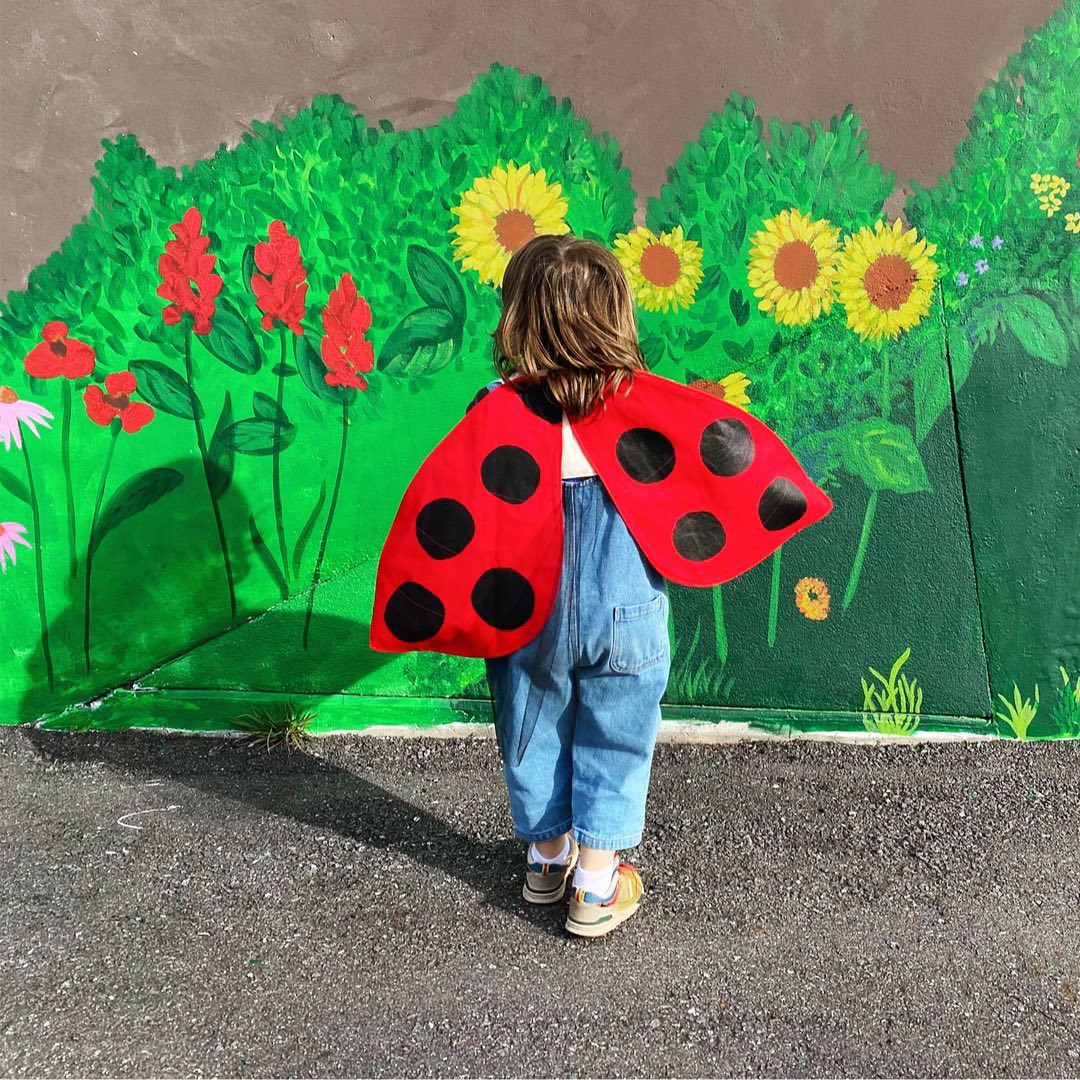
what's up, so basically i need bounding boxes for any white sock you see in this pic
[573,858,617,897]
[528,834,570,865]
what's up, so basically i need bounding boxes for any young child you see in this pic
[478,236,667,938]
[370,234,832,938]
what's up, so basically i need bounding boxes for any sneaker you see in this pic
[565,862,643,938]
[522,836,580,905]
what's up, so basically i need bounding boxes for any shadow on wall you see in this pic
[126,608,397,701]
[15,456,256,725]
[13,458,392,726]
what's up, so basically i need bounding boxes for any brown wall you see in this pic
[0,0,1062,297]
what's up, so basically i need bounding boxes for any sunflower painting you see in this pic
[450,161,570,286]
[614,226,703,312]
[836,219,938,342]
[747,209,840,326]
[688,371,752,409]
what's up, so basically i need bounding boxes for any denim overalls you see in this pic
[484,474,671,851]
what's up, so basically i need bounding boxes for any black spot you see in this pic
[416,498,475,560]
[700,418,754,477]
[481,445,541,504]
[511,380,563,424]
[672,511,726,561]
[471,568,535,631]
[384,581,445,642]
[758,477,808,531]
[615,427,676,484]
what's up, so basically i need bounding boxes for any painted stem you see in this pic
[767,356,798,649]
[84,424,119,674]
[843,345,889,611]
[842,489,879,611]
[766,548,782,648]
[303,402,349,649]
[273,329,291,593]
[20,436,55,689]
[881,349,892,422]
[711,584,728,664]
[186,329,237,620]
[61,380,78,580]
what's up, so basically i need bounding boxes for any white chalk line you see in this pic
[116,805,181,830]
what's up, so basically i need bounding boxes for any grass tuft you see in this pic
[861,647,924,736]
[994,683,1039,740]
[229,701,318,751]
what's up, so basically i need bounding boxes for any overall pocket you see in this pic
[609,593,669,674]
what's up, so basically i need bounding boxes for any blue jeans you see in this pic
[485,476,671,850]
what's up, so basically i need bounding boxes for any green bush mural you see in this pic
[904,1,1079,739]
[1,4,1076,739]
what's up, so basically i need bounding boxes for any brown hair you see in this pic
[491,234,646,418]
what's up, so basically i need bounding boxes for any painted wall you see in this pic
[1,1,1077,739]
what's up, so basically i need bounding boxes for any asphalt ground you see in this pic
[2,727,1078,1078]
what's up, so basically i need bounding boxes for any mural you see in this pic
[1,4,1076,739]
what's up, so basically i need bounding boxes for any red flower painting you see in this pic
[251,220,307,334]
[321,273,375,390]
[157,207,223,335]
[23,321,96,380]
[83,371,155,433]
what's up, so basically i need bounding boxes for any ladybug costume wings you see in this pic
[369,371,833,658]
[370,378,565,658]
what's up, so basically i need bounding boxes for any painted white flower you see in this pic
[0,385,53,450]
[0,520,32,572]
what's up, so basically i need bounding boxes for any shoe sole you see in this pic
[565,900,641,938]
[522,846,579,905]
[522,878,571,904]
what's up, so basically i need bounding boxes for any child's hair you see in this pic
[492,234,647,418]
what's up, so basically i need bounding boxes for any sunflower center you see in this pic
[773,240,819,291]
[690,378,724,400]
[494,209,537,253]
[639,243,681,288]
[104,392,130,410]
[863,255,916,311]
[0,386,17,404]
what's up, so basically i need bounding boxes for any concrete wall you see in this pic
[2,0,1062,296]
[1,0,1077,739]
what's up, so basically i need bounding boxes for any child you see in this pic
[370,234,832,938]
[477,236,667,938]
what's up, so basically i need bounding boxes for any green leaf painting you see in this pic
[89,467,184,558]
[377,307,459,377]
[0,466,31,505]
[206,392,236,501]
[129,360,202,420]
[201,301,263,375]
[406,245,467,326]
[1003,295,1069,367]
[221,416,297,456]
[838,421,931,495]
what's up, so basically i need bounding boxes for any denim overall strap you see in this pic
[510,477,591,765]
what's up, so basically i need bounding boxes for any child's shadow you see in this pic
[15,445,554,929]
[22,723,562,933]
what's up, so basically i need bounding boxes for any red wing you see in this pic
[570,371,834,586]
[369,383,564,657]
